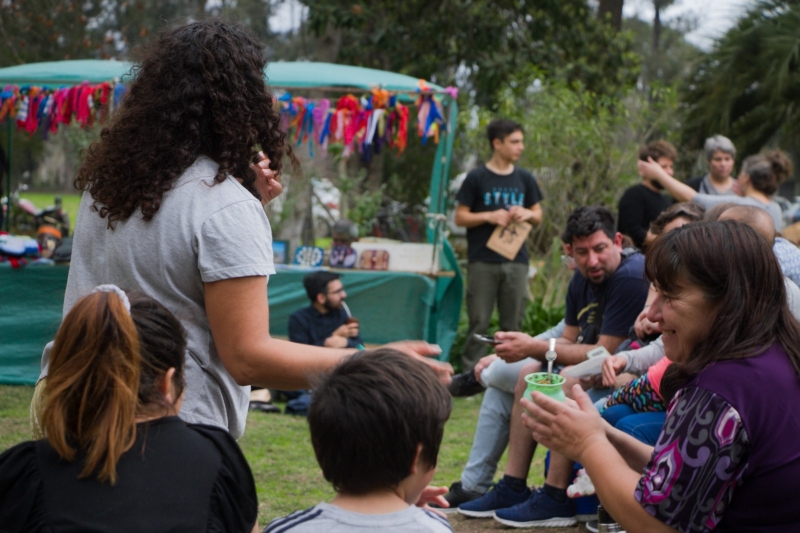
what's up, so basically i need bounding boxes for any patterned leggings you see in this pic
[602,372,665,413]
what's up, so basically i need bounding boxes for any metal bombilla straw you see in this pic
[341,301,352,318]
[546,338,557,383]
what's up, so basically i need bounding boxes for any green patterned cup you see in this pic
[523,372,567,403]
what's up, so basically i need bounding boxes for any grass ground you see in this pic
[0,384,586,532]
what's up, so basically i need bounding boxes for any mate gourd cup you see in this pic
[523,372,567,403]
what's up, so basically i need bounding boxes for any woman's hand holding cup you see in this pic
[521,384,607,464]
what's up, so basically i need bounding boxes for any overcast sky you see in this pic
[269,0,756,51]
[623,0,754,50]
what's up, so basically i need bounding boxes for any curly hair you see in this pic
[560,206,616,244]
[76,20,294,228]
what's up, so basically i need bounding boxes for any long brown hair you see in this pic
[646,220,800,401]
[42,290,186,484]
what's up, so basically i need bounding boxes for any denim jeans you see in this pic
[460,386,514,493]
[601,404,665,446]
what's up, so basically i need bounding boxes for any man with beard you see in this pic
[288,271,363,349]
[452,206,648,527]
[616,140,676,249]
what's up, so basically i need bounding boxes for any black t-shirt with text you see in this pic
[456,165,543,263]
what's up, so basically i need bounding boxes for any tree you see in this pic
[0,0,278,66]
[680,0,800,159]
[301,0,640,108]
[599,0,625,31]
[622,9,699,91]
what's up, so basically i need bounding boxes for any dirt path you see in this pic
[449,513,589,532]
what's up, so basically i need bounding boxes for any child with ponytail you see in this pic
[0,287,259,533]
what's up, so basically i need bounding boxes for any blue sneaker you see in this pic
[457,479,531,518]
[493,487,577,528]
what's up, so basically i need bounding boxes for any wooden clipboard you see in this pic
[486,221,532,260]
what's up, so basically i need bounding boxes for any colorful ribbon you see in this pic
[0,82,126,136]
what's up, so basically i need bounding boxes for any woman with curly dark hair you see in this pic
[35,20,445,440]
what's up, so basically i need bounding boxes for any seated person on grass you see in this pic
[436,251,575,510]
[525,221,800,532]
[266,349,453,533]
[271,271,363,411]
[441,206,649,521]
[1,288,258,532]
[289,271,362,349]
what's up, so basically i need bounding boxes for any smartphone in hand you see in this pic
[473,334,499,346]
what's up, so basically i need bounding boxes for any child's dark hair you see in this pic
[648,202,705,237]
[42,289,186,484]
[308,348,452,495]
[487,118,523,151]
[561,206,616,244]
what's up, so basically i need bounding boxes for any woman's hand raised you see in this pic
[251,152,283,205]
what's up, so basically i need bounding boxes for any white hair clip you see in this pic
[92,284,131,313]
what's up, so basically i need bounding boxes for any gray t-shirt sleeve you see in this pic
[196,200,276,282]
[692,194,784,230]
[619,336,665,376]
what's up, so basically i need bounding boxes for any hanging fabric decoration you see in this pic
[277,86,443,159]
[415,80,446,145]
[0,81,127,137]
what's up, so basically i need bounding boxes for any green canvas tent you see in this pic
[0,59,446,94]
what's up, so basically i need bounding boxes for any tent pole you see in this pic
[4,119,9,233]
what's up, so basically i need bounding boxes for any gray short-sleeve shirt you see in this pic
[40,156,275,438]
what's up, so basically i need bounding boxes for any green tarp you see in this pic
[0,265,459,385]
[0,60,443,93]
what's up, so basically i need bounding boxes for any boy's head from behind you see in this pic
[308,348,452,496]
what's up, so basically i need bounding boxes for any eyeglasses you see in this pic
[327,287,345,296]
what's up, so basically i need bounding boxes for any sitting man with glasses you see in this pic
[289,271,363,349]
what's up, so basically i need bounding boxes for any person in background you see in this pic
[686,134,738,195]
[266,349,452,533]
[617,140,676,249]
[454,118,544,372]
[289,271,362,349]
[331,219,359,248]
[640,149,793,230]
[35,21,446,440]
[524,221,800,532]
[1,288,258,532]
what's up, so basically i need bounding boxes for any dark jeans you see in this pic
[461,261,529,371]
[602,404,666,446]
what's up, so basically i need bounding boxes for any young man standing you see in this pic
[616,140,676,249]
[454,119,543,372]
